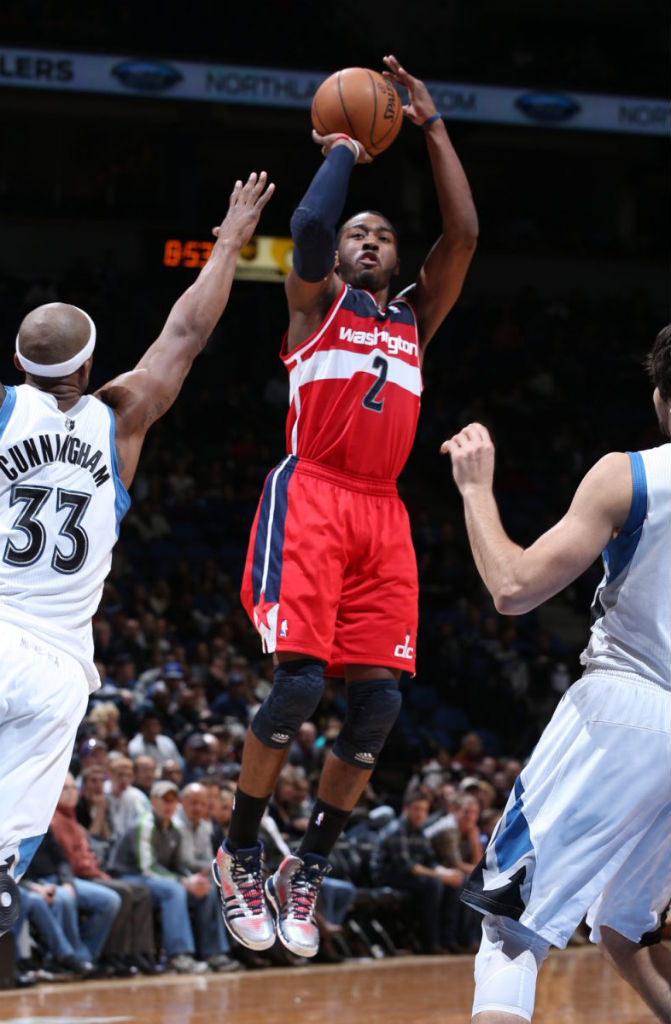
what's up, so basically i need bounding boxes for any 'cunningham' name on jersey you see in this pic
[0,432,111,486]
[339,325,418,358]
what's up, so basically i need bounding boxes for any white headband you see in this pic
[16,307,96,378]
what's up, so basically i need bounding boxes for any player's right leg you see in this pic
[216,461,344,952]
[212,655,327,950]
[0,622,89,935]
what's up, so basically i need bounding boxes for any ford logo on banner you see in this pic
[515,92,581,123]
[112,60,182,92]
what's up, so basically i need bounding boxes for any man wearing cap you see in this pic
[128,709,181,770]
[0,170,274,934]
[108,779,212,973]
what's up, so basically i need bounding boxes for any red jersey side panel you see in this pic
[281,283,422,482]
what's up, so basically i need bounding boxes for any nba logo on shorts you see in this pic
[279,619,289,639]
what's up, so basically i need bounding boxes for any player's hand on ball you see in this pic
[382,54,439,127]
[311,129,373,164]
[441,423,495,495]
[212,171,275,247]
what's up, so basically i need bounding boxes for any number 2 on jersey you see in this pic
[3,484,91,574]
[362,355,388,413]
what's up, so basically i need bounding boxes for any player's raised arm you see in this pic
[442,424,633,613]
[383,55,478,350]
[284,132,371,352]
[95,171,274,488]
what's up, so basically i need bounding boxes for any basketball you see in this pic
[311,67,403,157]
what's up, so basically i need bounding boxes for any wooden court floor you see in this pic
[0,946,660,1023]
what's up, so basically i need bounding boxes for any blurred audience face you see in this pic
[57,773,79,811]
[180,783,209,825]
[404,796,430,829]
[82,767,106,803]
[161,759,184,787]
[134,754,158,791]
[109,758,134,795]
[217,787,235,828]
[457,796,480,832]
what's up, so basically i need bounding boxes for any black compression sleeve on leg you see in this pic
[227,788,270,851]
[290,145,356,283]
[298,799,351,859]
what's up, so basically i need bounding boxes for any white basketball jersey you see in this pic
[0,384,130,689]
[581,444,671,689]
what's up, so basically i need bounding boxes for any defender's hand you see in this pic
[311,129,373,164]
[212,171,275,248]
[441,423,495,495]
[382,54,439,126]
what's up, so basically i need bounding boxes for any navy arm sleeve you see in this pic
[290,145,356,283]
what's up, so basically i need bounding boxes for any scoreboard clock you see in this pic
[161,235,294,281]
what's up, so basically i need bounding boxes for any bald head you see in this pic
[16,303,94,375]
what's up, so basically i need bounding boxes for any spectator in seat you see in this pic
[372,788,465,955]
[372,790,467,950]
[106,756,150,842]
[51,774,158,975]
[107,780,211,974]
[172,782,238,971]
[133,754,159,797]
[128,709,181,770]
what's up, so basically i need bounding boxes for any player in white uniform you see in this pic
[0,171,274,934]
[443,323,671,1023]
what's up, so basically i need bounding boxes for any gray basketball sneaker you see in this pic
[265,853,331,958]
[0,859,20,936]
[212,841,275,951]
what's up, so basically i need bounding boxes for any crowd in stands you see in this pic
[3,263,665,984]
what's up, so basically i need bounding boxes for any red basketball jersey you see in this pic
[280,282,422,481]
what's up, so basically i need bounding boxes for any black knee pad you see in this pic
[251,660,325,749]
[332,678,402,769]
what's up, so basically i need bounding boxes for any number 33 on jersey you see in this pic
[0,385,129,687]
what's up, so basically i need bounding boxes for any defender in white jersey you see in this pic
[0,171,274,934]
[443,323,671,1023]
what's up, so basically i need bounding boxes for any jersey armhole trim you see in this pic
[281,281,348,366]
[0,385,17,441]
[602,451,647,583]
[106,406,131,534]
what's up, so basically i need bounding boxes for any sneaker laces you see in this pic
[287,861,329,922]
[230,849,265,916]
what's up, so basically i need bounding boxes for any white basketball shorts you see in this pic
[0,619,89,879]
[463,670,671,947]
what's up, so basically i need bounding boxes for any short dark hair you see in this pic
[645,324,671,401]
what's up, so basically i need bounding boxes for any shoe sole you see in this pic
[0,872,20,935]
[211,859,276,952]
[265,875,318,959]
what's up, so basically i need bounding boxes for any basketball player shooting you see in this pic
[443,325,671,1023]
[0,171,274,934]
[212,54,478,959]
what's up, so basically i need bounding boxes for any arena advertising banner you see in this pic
[0,46,668,137]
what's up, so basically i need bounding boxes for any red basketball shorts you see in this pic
[240,456,418,676]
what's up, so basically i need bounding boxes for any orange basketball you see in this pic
[311,67,403,157]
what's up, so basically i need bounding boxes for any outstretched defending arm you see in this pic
[442,423,633,614]
[96,171,274,488]
[383,55,478,350]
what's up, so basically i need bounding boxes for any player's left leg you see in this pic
[0,624,89,935]
[266,664,402,958]
[471,914,550,1023]
[598,925,671,1023]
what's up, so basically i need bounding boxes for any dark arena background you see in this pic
[0,1,669,1020]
